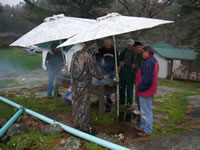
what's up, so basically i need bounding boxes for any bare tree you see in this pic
[117,0,174,39]
[118,0,174,17]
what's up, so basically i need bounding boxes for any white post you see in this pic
[112,36,120,117]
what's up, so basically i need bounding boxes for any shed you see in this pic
[153,43,197,80]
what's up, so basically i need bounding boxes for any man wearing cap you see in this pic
[119,39,136,106]
[133,41,144,115]
[45,42,64,98]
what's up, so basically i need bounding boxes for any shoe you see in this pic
[134,125,142,132]
[137,131,150,137]
[81,126,96,135]
[125,104,133,109]
[47,96,53,99]
[133,110,140,115]
[106,98,113,104]
[54,93,62,97]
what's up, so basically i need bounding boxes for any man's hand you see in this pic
[132,64,136,69]
[101,59,105,65]
[104,75,110,79]
[120,61,124,67]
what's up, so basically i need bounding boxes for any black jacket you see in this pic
[46,50,64,70]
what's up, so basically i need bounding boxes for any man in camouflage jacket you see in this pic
[70,41,108,134]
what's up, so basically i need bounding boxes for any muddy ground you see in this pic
[0,72,200,150]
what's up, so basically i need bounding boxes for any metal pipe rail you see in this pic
[0,96,130,150]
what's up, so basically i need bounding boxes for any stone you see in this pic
[156,86,185,97]
[0,134,9,143]
[186,95,200,106]
[6,123,28,137]
[57,114,67,122]
[55,136,81,150]
[42,124,63,135]
[187,107,200,123]
[0,119,7,128]
[154,97,168,103]
[129,128,200,150]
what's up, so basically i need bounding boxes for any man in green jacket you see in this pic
[119,39,136,106]
[133,41,144,114]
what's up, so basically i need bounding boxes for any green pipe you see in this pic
[0,109,24,137]
[0,96,130,150]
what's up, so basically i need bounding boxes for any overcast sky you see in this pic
[0,0,24,6]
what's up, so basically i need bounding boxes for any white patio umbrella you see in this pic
[58,12,174,117]
[58,13,174,47]
[10,14,95,47]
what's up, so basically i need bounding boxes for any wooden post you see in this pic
[98,92,105,120]
[95,87,105,120]
[112,36,120,118]
[187,61,192,80]
[170,60,173,80]
[168,59,174,80]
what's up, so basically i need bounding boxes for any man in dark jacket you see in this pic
[119,39,135,106]
[94,39,117,104]
[133,41,144,115]
[136,46,159,136]
[46,42,64,97]
[71,41,108,134]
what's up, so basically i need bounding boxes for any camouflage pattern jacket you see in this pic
[70,42,104,87]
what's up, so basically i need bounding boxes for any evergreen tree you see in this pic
[23,0,114,23]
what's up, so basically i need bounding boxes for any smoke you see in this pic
[0,59,27,77]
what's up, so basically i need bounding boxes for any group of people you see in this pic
[45,38,159,136]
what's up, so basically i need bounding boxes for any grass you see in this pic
[158,78,200,93]
[152,92,192,136]
[91,109,114,125]
[83,142,104,150]
[10,96,72,112]
[0,48,42,73]
[0,101,17,119]
[4,129,63,150]
[0,88,72,120]
[0,48,44,88]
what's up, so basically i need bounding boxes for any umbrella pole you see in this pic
[112,36,120,118]
[59,40,66,67]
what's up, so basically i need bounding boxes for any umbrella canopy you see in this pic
[42,43,84,71]
[10,14,95,47]
[58,13,174,47]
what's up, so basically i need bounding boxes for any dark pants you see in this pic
[119,65,134,105]
[47,67,60,96]
[135,93,140,110]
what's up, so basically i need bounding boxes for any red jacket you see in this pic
[136,56,159,98]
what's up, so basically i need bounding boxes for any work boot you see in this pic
[54,93,62,97]
[134,125,142,132]
[106,98,113,104]
[81,126,96,135]
[133,110,140,115]
[137,131,151,137]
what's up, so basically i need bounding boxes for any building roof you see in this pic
[153,43,197,61]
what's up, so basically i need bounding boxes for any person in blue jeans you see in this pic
[46,42,64,98]
[93,39,118,104]
[135,46,159,136]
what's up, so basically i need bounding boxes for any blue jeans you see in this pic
[92,72,114,100]
[139,96,153,134]
[93,61,115,100]
[47,68,60,96]
[135,93,140,111]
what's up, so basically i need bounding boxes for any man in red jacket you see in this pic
[135,46,159,136]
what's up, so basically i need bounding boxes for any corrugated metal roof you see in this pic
[153,43,197,61]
